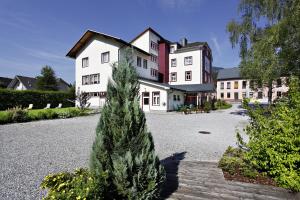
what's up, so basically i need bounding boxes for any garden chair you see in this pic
[44,104,51,109]
[56,103,62,108]
[28,104,33,110]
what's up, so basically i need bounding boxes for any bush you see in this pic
[215,99,232,110]
[41,168,107,200]
[242,98,250,108]
[0,89,74,110]
[5,107,29,123]
[238,77,300,191]
[204,101,211,113]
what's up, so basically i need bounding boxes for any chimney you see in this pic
[180,38,188,47]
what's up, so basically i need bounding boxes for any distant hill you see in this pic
[212,66,224,72]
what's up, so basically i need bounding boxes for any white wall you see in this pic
[131,31,150,53]
[14,81,26,90]
[169,50,202,85]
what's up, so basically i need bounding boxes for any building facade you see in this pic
[216,68,288,102]
[67,28,214,111]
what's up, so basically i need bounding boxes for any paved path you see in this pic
[161,159,298,200]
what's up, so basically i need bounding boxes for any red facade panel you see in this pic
[158,42,169,83]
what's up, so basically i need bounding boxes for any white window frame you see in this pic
[101,52,110,63]
[184,56,192,65]
[185,71,192,81]
[152,92,160,106]
[171,72,177,82]
[137,56,142,67]
[82,57,89,68]
[171,59,176,67]
[143,59,148,69]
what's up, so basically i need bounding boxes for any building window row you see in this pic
[88,92,107,98]
[170,71,192,82]
[220,81,248,90]
[173,94,180,101]
[150,41,159,51]
[81,52,110,68]
[151,68,158,77]
[82,73,100,85]
[137,56,148,68]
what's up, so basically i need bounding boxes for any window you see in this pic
[82,75,89,85]
[151,54,158,63]
[277,79,282,87]
[171,72,177,82]
[227,82,231,89]
[257,91,263,99]
[151,41,158,51]
[234,81,239,89]
[90,73,100,84]
[171,59,176,67]
[173,95,177,101]
[177,95,180,101]
[185,71,192,81]
[250,80,254,88]
[220,93,224,98]
[82,57,89,68]
[137,56,142,67]
[101,52,109,63]
[242,81,247,89]
[99,92,107,98]
[184,56,192,65]
[152,92,160,106]
[143,59,148,69]
[227,92,231,98]
[220,82,224,89]
[82,74,100,85]
[151,69,158,77]
[277,91,282,97]
[249,92,254,98]
[242,92,247,98]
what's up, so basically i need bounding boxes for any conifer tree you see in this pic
[36,65,58,91]
[90,50,165,199]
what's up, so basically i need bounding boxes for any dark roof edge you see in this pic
[130,27,169,44]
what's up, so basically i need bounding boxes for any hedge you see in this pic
[0,89,74,110]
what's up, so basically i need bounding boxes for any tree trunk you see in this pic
[268,81,273,104]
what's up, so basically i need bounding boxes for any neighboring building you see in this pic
[0,77,12,88]
[216,68,288,102]
[66,27,214,111]
[7,75,70,91]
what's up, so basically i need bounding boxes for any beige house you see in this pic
[216,68,288,102]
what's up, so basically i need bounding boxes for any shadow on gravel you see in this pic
[160,152,186,199]
[230,110,248,116]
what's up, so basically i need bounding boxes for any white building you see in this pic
[216,68,288,102]
[67,28,214,111]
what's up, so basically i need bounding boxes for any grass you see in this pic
[0,107,90,124]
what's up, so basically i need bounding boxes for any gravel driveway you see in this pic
[0,104,248,199]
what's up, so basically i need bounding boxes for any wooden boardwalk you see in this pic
[161,160,299,200]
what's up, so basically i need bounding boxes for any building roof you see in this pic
[139,78,215,93]
[174,42,210,53]
[66,30,150,58]
[7,75,70,91]
[169,83,215,93]
[130,27,169,44]
[217,67,241,80]
[0,77,12,88]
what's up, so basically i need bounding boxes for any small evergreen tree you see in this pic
[36,66,58,91]
[90,50,165,199]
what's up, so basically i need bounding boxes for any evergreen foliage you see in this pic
[36,66,58,91]
[89,50,165,199]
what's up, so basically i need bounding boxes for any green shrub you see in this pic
[215,99,232,110]
[41,168,107,200]
[242,98,250,108]
[6,107,29,122]
[0,89,74,110]
[239,77,300,191]
[0,111,13,124]
[204,101,211,113]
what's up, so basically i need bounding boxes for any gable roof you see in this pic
[174,42,210,53]
[7,75,37,90]
[130,27,169,44]
[66,30,150,58]
[217,67,241,80]
[0,77,12,88]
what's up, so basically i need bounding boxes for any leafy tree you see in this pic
[36,66,58,91]
[90,50,165,199]
[227,0,300,103]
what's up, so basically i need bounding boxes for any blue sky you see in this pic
[0,0,241,83]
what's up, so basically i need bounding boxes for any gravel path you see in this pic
[0,104,248,199]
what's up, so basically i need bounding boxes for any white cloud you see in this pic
[211,36,221,55]
[157,0,204,11]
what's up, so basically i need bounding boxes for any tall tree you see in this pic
[227,0,300,103]
[89,50,165,199]
[36,66,58,91]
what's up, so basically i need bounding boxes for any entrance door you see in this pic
[234,92,239,100]
[142,92,150,111]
